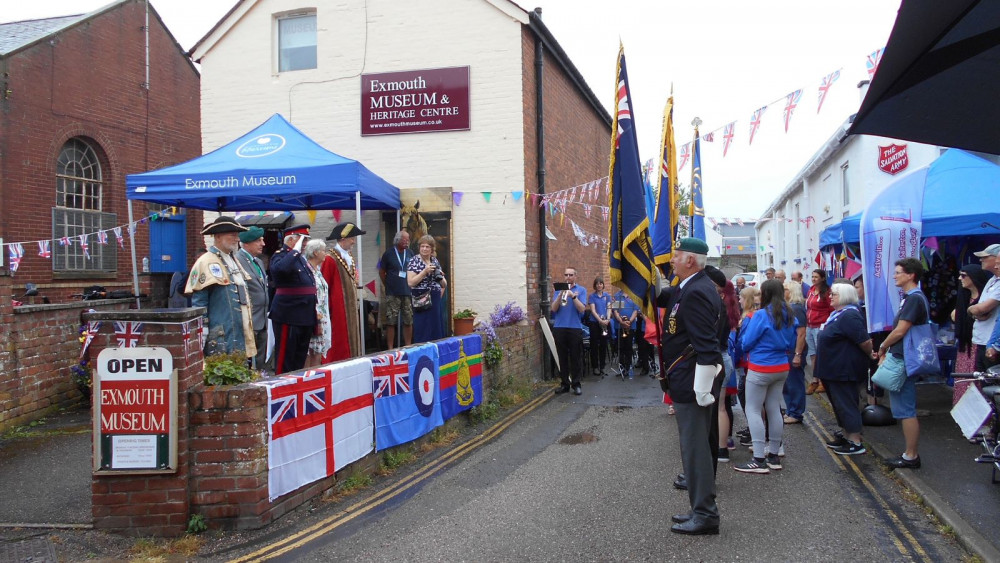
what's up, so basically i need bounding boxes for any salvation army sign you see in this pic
[361,66,470,136]
[878,144,909,175]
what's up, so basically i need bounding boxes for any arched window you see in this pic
[53,138,116,272]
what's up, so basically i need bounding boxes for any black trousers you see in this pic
[553,327,584,389]
[273,322,312,375]
[588,320,609,370]
[823,379,863,435]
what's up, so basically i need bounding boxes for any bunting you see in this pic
[79,234,90,259]
[113,227,124,249]
[722,122,735,157]
[866,47,884,80]
[783,89,802,132]
[37,240,50,258]
[749,106,767,145]
[817,69,841,113]
[8,243,23,275]
[678,143,691,171]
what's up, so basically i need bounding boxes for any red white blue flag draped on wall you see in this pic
[372,343,442,451]
[437,335,483,421]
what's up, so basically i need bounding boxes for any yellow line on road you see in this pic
[805,412,931,563]
[230,390,555,562]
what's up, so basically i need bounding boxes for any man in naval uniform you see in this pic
[268,224,316,374]
[657,237,723,536]
[185,216,256,359]
[321,221,365,362]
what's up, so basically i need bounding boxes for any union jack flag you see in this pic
[749,106,767,145]
[37,240,50,259]
[114,321,143,348]
[866,48,884,80]
[79,234,90,259]
[614,77,631,149]
[59,236,71,246]
[600,206,609,221]
[709,218,718,229]
[195,317,205,348]
[702,131,714,142]
[372,350,410,398]
[269,370,330,424]
[817,69,841,114]
[678,143,691,171]
[113,227,124,249]
[583,204,593,218]
[736,218,745,227]
[783,90,802,133]
[8,243,24,275]
[80,320,102,361]
[96,230,108,245]
[722,122,736,157]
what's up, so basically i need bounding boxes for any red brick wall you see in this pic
[0,0,202,302]
[488,324,543,392]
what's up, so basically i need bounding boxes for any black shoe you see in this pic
[572,385,583,396]
[671,512,692,524]
[670,517,719,535]
[885,455,921,469]
[826,430,848,449]
[673,474,688,490]
[736,427,750,439]
[766,453,783,470]
[554,386,570,395]
[832,441,866,456]
[739,434,753,448]
[717,448,730,463]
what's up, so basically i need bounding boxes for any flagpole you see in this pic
[127,200,141,309]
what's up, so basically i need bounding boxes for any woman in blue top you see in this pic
[736,279,798,474]
[588,277,611,376]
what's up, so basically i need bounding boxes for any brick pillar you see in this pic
[85,307,204,537]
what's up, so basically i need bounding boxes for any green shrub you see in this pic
[186,514,208,534]
[483,342,504,368]
[203,352,257,386]
[454,308,476,319]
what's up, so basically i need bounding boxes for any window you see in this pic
[54,138,116,272]
[841,162,850,207]
[278,13,317,72]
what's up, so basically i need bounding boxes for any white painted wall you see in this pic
[196,0,530,317]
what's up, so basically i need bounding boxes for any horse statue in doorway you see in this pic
[401,200,429,247]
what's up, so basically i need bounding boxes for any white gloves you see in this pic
[694,363,721,407]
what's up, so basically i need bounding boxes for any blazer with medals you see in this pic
[657,270,723,403]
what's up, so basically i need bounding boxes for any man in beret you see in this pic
[656,237,722,536]
[185,216,256,359]
[321,221,366,362]
[236,226,270,372]
[268,224,316,374]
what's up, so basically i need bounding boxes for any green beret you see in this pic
[675,237,709,255]
[239,226,265,243]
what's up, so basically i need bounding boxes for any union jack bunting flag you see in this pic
[37,240,50,259]
[79,234,90,259]
[96,230,108,245]
[817,69,841,114]
[702,131,715,142]
[8,243,24,275]
[866,48,884,80]
[114,321,143,348]
[583,204,593,218]
[59,236,71,246]
[372,350,410,398]
[722,122,736,157]
[601,206,609,221]
[181,320,192,350]
[195,317,205,348]
[80,320,102,361]
[678,143,691,171]
[783,90,802,133]
[113,227,124,249]
[749,106,767,145]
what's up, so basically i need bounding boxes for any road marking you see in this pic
[230,389,556,562]
[805,412,931,563]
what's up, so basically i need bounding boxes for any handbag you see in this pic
[902,291,941,377]
[871,355,907,392]
[412,290,433,312]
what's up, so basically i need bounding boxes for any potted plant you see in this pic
[453,308,477,336]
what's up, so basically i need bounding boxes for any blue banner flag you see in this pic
[372,343,443,451]
[689,130,706,240]
[607,45,656,318]
[436,334,483,421]
[652,96,680,274]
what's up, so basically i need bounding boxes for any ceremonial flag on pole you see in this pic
[261,360,375,500]
[722,122,736,157]
[689,129,706,241]
[749,106,767,145]
[607,44,656,319]
[436,335,483,421]
[817,69,841,113]
[372,343,443,450]
[783,89,802,132]
[652,94,680,274]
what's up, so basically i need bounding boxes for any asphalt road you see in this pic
[220,373,967,562]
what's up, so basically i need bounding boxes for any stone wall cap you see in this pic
[84,307,206,322]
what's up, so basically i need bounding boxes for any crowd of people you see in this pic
[184,217,450,375]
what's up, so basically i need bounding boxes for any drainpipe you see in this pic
[534,7,552,380]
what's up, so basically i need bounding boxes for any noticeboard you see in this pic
[93,347,178,474]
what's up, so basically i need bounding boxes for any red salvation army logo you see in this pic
[878,144,908,175]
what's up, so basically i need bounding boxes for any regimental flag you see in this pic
[8,243,23,275]
[262,359,375,501]
[722,122,736,157]
[866,47,884,80]
[114,321,143,347]
[817,69,841,113]
[436,335,483,421]
[373,343,442,451]
[783,89,802,132]
[113,227,124,249]
[652,94,680,275]
[689,130,706,241]
[749,106,767,145]
[37,240,51,259]
[679,143,691,171]
[607,44,656,319]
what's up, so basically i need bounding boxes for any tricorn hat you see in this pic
[327,221,367,241]
[201,216,248,236]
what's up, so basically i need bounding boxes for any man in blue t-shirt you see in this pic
[551,267,588,395]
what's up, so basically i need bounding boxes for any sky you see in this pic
[1,0,903,220]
